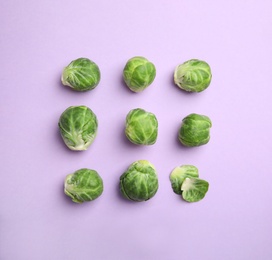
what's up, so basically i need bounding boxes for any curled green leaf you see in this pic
[181,177,209,202]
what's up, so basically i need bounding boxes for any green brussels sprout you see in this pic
[181,177,209,202]
[170,165,199,195]
[123,56,156,92]
[61,58,100,91]
[58,106,98,151]
[120,160,159,202]
[174,59,212,92]
[125,108,158,145]
[179,113,212,147]
[64,168,103,203]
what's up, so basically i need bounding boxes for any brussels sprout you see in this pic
[120,160,159,202]
[64,168,103,203]
[123,56,156,92]
[58,106,98,151]
[61,58,100,91]
[125,108,158,145]
[181,177,209,202]
[170,165,199,194]
[174,59,212,92]
[179,113,212,147]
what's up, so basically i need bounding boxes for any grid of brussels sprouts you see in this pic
[170,165,209,202]
[59,56,213,204]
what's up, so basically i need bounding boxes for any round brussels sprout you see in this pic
[120,160,159,202]
[181,177,209,202]
[125,108,158,145]
[123,56,156,92]
[170,165,199,195]
[58,106,98,151]
[61,58,100,91]
[174,59,212,92]
[178,113,212,147]
[64,168,103,203]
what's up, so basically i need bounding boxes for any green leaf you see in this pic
[181,177,209,202]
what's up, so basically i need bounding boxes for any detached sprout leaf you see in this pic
[58,106,98,151]
[120,160,159,202]
[170,165,199,195]
[174,59,212,92]
[64,168,103,203]
[181,177,209,202]
[123,56,156,92]
[125,108,158,145]
[179,113,212,147]
[169,165,209,203]
[61,58,101,91]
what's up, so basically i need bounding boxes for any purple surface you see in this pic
[1,1,272,259]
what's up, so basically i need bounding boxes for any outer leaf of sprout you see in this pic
[181,177,209,202]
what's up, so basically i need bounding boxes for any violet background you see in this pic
[1,1,272,259]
